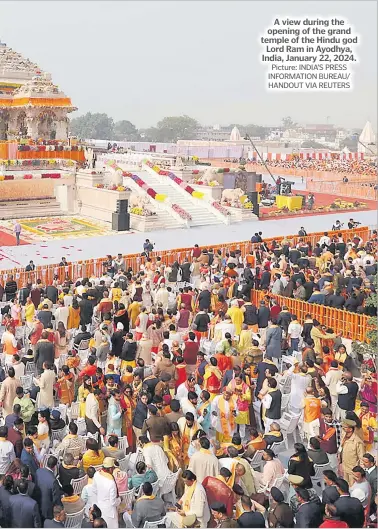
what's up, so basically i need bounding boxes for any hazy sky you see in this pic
[1,1,376,129]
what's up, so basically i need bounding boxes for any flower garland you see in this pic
[172,203,192,221]
[18,145,83,152]
[105,160,167,202]
[95,183,130,191]
[0,173,62,181]
[212,201,231,216]
[145,160,205,199]
[130,207,156,217]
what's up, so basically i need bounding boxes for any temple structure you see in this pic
[0,41,76,140]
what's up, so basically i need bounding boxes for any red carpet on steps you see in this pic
[0,230,29,246]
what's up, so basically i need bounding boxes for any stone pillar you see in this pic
[55,117,68,140]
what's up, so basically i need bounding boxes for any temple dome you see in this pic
[230,126,241,141]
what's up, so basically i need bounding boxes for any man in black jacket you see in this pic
[18,282,31,306]
[79,293,93,326]
[362,453,377,513]
[277,306,292,334]
[260,268,271,290]
[9,479,41,528]
[334,478,364,528]
[45,284,58,304]
[303,276,316,300]
[35,456,63,521]
[326,289,345,308]
[4,275,17,301]
[121,333,137,363]
[37,305,53,329]
[35,332,54,374]
[257,301,270,329]
[294,488,322,528]
[73,325,91,346]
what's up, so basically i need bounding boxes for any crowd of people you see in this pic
[249,158,377,177]
[0,227,376,528]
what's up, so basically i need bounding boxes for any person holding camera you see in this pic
[348,218,361,229]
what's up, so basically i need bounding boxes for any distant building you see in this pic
[194,125,233,141]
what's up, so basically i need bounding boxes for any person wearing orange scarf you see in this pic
[178,413,200,467]
[211,388,238,443]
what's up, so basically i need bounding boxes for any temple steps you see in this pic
[0,198,63,220]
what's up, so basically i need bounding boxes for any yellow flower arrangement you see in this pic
[209,180,220,187]
[239,195,248,204]
[243,201,253,209]
[130,207,143,215]
[155,194,167,202]
[192,191,204,199]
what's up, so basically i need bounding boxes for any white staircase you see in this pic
[132,171,223,227]
[0,198,63,220]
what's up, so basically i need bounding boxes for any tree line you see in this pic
[69,113,269,143]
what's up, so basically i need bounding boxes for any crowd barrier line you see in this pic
[0,226,369,287]
[306,180,377,201]
[250,290,368,342]
[0,227,371,342]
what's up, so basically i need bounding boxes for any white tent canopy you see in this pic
[358,121,376,153]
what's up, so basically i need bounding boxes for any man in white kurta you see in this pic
[141,436,171,481]
[166,470,211,528]
[92,458,120,529]
[211,389,238,443]
[188,437,219,485]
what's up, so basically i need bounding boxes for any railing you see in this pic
[250,290,368,342]
[306,180,377,201]
[1,226,370,287]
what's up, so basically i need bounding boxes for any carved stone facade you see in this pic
[0,42,76,141]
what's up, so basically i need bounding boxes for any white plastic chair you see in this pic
[51,427,67,444]
[20,374,33,391]
[248,449,265,471]
[57,354,68,370]
[67,402,80,422]
[118,454,131,473]
[64,507,85,528]
[143,517,167,528]
[280,411,301,449]
[119,488,135,513]
[118,436,129,454]
[74,418,87,436]
[268,474,290,501]
[71,474,88,495]
[313,463,332,491]
[270,440,286,456]
[281,393,290,412]
[25,362,36,376]
[158,468,181,504]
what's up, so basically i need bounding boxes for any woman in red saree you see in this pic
[203,357,223,401]
[120,384,135,452]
